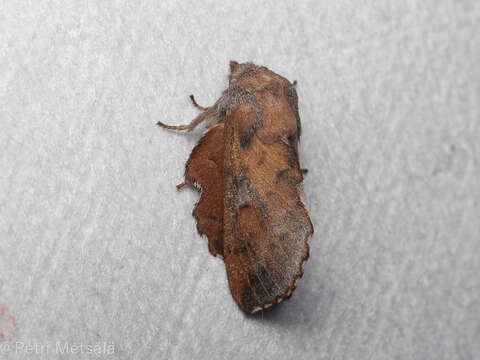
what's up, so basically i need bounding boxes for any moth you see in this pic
[157,61,313,314]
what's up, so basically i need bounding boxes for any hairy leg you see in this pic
[156,95,218,132]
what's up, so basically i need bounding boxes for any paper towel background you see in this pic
[1,1,479,359]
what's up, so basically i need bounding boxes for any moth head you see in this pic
[229,60,259,84]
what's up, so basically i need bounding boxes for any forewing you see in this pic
[223,103,313,313]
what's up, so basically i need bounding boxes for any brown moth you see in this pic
[157,61,313,314]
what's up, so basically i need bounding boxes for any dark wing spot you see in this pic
[284,84,301,137]
[295,198,304,208]
[287,150,299,168]
[233,245,247,255]
[259,218,266,229]
[275,136,300,169]
[275,169,289,183]
[255,263,277,296]
[248,271,270,303]
[242,284,259,312]
[241,101,263,148]
[249,189,269,217]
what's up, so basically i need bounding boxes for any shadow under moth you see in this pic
[157,61,313,314]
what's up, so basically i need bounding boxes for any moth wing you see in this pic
[223,104,313,313]
[184,123,224,257]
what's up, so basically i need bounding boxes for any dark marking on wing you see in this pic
[247,271,270,303]
[251,190,269,217]
[275,169,289,183]
[251,266,274,299]
[233,244,247,255]
[259,218,266,229]
[294,198,305,209]
[242,285,259,311]
[284,83,301,137]
[274,136,300,168]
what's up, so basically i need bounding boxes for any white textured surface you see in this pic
[1,1,479,359]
